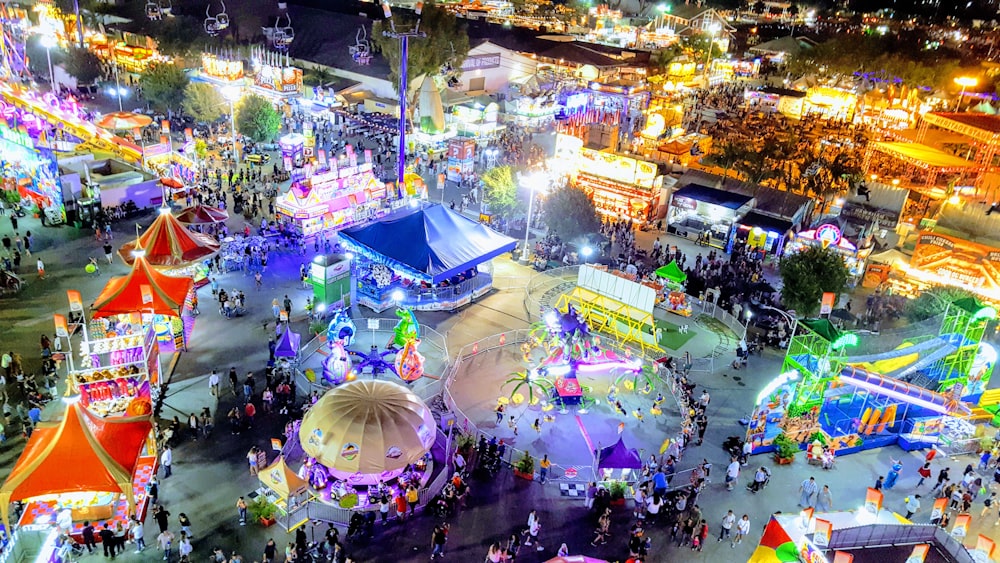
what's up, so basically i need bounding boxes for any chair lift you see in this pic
[204,5,219,36]
[273,13,293,51]
[145,0,162,21]
[349,26,371,65]
[215,1,229,30]
[161,0,173,16]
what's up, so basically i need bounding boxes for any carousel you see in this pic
[296,380,435,509]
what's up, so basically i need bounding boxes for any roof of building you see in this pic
[664,4,715,20]
[738,210,794,235]
[676,169,813,220]
[673,184,753,210]
[536,42,624,67]
[286,6,391,81]
[750,35,817,56]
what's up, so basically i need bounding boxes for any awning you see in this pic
[654,260,687,283]
[871,142,976,170]
[738,211,793,235]
[673,184,753,210]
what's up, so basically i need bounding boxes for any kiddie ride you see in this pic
[321,308,425,386]
[505,305,665,414]
[746,299,998,460]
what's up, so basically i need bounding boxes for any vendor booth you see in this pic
[274,147,393,237]
[784,224,872,284]
[596,437,642,481]
[0,402,156,541]
[298,380,435,507]
[573,148,663,222]
[256,455,314,530]
[339,204,516,312]
[729,211,794,257]
[904,230,1000,302]
[667,184,754,249]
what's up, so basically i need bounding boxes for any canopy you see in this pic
[175,204,229,225]
[299,380,436,475]
[748,516,798,563]
[0,402,152,531]
[118,209,220,267]
[274,328,301,358]
[799,318,840,344]
[654,260,687,283]
[871,141,976,170]
[91,255,193,318]
[258,455,309,500]
[95,111,153,130]
[596,437,642,470]
[339,204,516,283]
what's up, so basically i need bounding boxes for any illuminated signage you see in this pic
[0,124,32,148]
[461,53,501,71]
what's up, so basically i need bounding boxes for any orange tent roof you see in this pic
[0,402,152,529]
[118,209,220,267]
[91,255,193,318]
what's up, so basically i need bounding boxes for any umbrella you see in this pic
[830,308,856,322]
[175,204,229,225]
[749,281,777,293]
[160,177,184,189]
[545,557,608,563]
[95,111,153,130]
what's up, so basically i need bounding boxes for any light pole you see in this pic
[519,172,545,263]
[381,2,426,187]
[113,59,124,112]
[39,33,57,94]
[702,23,720,85]
[221,85,241,161]
[954,76,978,112]
[655,3,669,31]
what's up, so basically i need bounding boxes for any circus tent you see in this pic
[174,204,230,225]
[0,402,153,531]
[91,255,194,318]
[118,209,220,267]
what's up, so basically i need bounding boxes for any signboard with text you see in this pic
[911,230,1000,292]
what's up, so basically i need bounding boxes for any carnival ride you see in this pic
[204,1,230,36]
[0,4,28,80]
[747,298,997,457]
[321,308,425,386]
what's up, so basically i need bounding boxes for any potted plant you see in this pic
[608,481,628,506]
[773,432,800,465]
[455,432,476,458]
[249,498,278,527]
[309,321,327,337]
[514,451,535,480]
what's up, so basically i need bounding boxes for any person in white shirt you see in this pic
[718,510,736,541]
[161,446,173,478]
[725,457,740,491]
[208,370,220,397]
[732,514,750,548]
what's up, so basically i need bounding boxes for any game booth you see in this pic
[783,224,872,285]
[666,184,754,249]
[0,402,156,559]
[746,304,996,460]
[338,204,517,312]
[572,148,663,221]
[118,209,219,288]
[295,380,435,508]
[274,147,395,237]
[254,455,315,531]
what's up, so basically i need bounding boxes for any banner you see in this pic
[53,314,68,338]
[905,544,928,563]
[930,497,947,521]
[952,514,971,539]
[67,290,83,312]
[832,553,854,563]
[821,292,836,315]
[911,230,1000,291]
[864,487,883,514]
[975,535,996,559]
[813,518,832,548]
[140,284,153,305]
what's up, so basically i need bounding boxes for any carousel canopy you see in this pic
[95,111,153,130]
[274,328,301,358]
[339,204,517,283]
[259,455,309,500]
[299,380,436,475]
[91,255,193,318]
[118,209,220,267]
[0,402,151,530]
[654,260,687,283]
[596,437,642,471]
[175,204,229,225]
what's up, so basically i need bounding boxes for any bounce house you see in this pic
[747,298,997,457]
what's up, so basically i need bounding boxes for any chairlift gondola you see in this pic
[349,26,371,65]
[145,0,162,21]
[161,0,173,16]
[204,1,229,36]
[272,13,294,51]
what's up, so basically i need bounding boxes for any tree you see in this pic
[139,63,189,111]
[906,286,977,323]
[182,82,225,124]
[542,186,601,243]
[372,4,470,91]
[235,94,281,143]
[480,166,521,219]
[63,47,102,84]
[779,246,849,317]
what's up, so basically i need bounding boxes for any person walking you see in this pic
[208,370,220,398]
[236,496,248,525]
[153,505,170,533]
[81,521,96,553]
[718,509,736,541]
[161,446,173,477]
[917,462,932,487]
[799,477,818,508]
[99,523,114,557]
[732,514,750,548]
[157,528,174,561]
[539,454,551,484]
[525,510,544,551]
[131,519,146,552]
[178,513,193,539]
[429,524,448,559]
[36,257,44,279]
[906,495,922,519]
[817,485,833,512]
[177,532,192,560]
[103,242,113,264]
[725,456,740,491]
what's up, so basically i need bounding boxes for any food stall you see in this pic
[573,148,663,221]
[248,46,302,102]
[0,402,156,540]
[255,455,314,530]
[784,224,872,284]
[451,102,501,139]
[446,138,475,183]
[86,31,170,74]
[275,147,391,237]
[666,184,754,249]
[504,95,560,131]
[199,53,244,84]
[280,133,305,170]
[902,231,1000,302]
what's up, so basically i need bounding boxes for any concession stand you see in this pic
[903,231,1000,302]
[572,148,663,221]
[783,224,872,284]
[666,184,754,250]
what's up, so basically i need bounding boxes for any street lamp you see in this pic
[954,76,978,111]
[39,33,58,95]
[702,23,721,84]
[221,85,241,161]
[519,172,547,263]
[655,3,670,30]
[112,59,125,112]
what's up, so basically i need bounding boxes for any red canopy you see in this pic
[175,204,229,225]
[118,210,220,267]
[91,255,193,318]
[0,402,152,530]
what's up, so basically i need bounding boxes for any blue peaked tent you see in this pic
[597,437,642,471]
[339,204,517,284]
